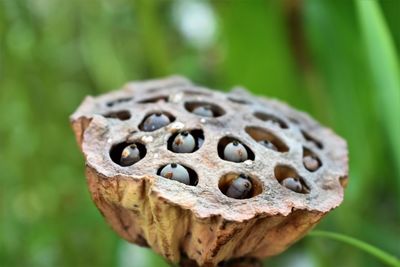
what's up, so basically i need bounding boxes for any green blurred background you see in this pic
[1,0,399,266]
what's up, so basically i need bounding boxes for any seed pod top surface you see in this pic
[70,76,348,266]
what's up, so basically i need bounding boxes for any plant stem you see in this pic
[309,230,400,267]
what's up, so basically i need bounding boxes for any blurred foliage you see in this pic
[0,0,399,266]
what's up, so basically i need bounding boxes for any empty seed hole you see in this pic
[245,126,289,152]
[274,165,309,194]
[103,110,131,121]
[227,97,251,105]
[218,137,255,162]
[301,130,323,149]
[106,97,133,107]
[137,95,168,104]
[183,90,212,96]
[303,147,322,172]
[157,163,198,186]
[339,175,348,188]
[253,112,288,129]
[288,117,299,124]
[139,111,175,132]
[110,142,146,167]
[218,173,262,199]
[184,101,225,117]
[167,129,204,153]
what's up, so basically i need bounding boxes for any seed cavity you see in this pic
[137,95,168,104]
[219,173,262,199]
[193,106,213,117]
[218,137,255,162]
[245,126,288,152]
[158,163,198,186]
[183,90,212,96]
[339,175,348,188]
[301,130,323,149]
[288,117,299,124]
[168,129,204,153]
[139,112,175,132]
[106,97,133,107]
[110,142,146,167]
[253,112,288,129]
[184,101,225,118]
[258,140,277,151]
[274,165,309,194]
[120,144,141,166]
[303,147,321,172]
[281,177,303,192]
[103,110,131,121]
[227,97,251,105]
[224,141,248,162]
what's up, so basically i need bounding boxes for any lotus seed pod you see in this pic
[142,112,170,131]
[192,105,214,117]
[70,76,348,267]
[223,140,248,162]
[120,144,141,166]
[303,155,320,171]
[225,174,252,199]
[172,131,196,153]
[281,177,303,193]
[258,140,277,151]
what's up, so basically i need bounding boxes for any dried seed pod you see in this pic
[223,140,248,162]
[71,76,348,267]
[172,131,196,153]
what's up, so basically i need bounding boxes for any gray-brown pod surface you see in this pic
[70,76,348,267]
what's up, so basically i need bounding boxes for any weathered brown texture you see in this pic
[70,76,348,266]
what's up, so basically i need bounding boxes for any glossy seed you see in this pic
[303,155,320,171]
[226,174,252,199]
[192,106,214,117]
[172,131,196,153]
[223,140,248,162]
[120,144,141,166]
[142,112,170,131]
[258,140,277,151]
[160,163,190,185]
[281,177,302,193]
